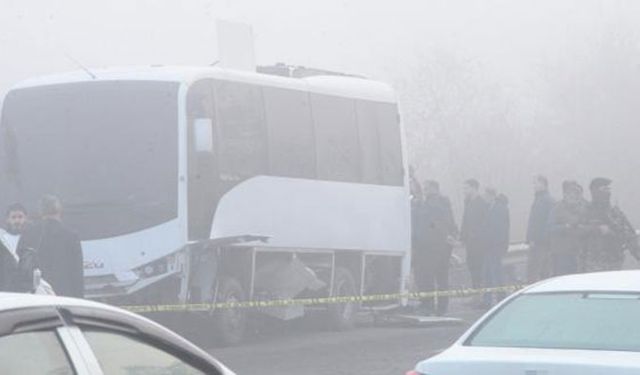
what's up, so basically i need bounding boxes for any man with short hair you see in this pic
[526,175,555,282]
[0,203,29,292]
[19,195,84,297]
[460,179,489,289]
[482,188,510,307]
[1,203,28,261]
[413,180,457,315]
[411,176,425,275]
[582,178,639,272]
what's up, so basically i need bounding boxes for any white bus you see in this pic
[0,65,411,344]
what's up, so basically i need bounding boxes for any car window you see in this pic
[0,330,75,375]
[468,292,640,352]
[83,329,207,375]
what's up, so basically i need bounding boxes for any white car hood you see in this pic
[416,345,640,375]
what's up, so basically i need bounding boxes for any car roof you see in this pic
[0,292,122,312]
[524,270,640,294]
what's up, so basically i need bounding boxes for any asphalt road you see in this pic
[207,308,481,375]
[201,262,489,375]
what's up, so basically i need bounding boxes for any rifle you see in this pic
[609,207,640,261]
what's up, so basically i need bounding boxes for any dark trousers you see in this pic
[552,252,578,277]
[483,253,505,306]
[414,246,452,314]
[466,245,485,289]
[527,243,551,283]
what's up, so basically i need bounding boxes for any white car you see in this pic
[0,292,234,374]
[409,270,640,375]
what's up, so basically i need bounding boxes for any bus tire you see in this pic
[213,276,247,346]
[327,267,357,331]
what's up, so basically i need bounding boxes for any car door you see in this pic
[80,329,209,375]
[0,329,78,374]
[60,306,225,375]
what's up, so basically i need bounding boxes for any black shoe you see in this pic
[435,309,447,317]
[472,301,491,310]
[415,305,434,316]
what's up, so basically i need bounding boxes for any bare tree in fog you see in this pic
[393,49,531,237]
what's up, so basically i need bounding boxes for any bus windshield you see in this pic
[0,81,179,240]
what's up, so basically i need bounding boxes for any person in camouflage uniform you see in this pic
[581,178,640,272]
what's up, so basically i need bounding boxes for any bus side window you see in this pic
[356,100,383,184]
[311,94,360,183]
[214,81,268,181]
[375,103,403,186]
[263,87,315,178]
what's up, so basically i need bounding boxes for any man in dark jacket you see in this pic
[482,189,510,307]
[19,195,84,298]
[0,241,17,291]
[413,180,457,315]
[581,178,639,272]
[460,179,488,289]
[411,179,425,262]
[526,175,555,282]
[547,181,587,276]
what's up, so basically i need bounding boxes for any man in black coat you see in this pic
[526,175,555,282]
[19,195,84,298]
[460,179,489,289]
[413,180,457,315]
[547,181,587,276]
[482,189,510,307]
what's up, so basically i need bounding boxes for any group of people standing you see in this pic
[411,178,510,315]
[527,176,639,283]
[0,195,84,298]
[410,173,639,316]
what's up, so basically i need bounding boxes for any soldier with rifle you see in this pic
[582,178,640,272]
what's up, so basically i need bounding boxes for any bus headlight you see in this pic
[134,258,169,278]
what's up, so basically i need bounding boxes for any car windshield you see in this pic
[468,292,640,352]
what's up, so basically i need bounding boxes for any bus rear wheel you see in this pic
[327,267,357,330]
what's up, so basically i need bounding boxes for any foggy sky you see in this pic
[3,0,636,92]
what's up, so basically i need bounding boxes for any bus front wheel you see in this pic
[213,276,247,346]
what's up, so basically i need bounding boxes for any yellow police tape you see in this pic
[118,284,526,314]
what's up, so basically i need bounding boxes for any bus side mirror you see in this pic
[194,118,214,153]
